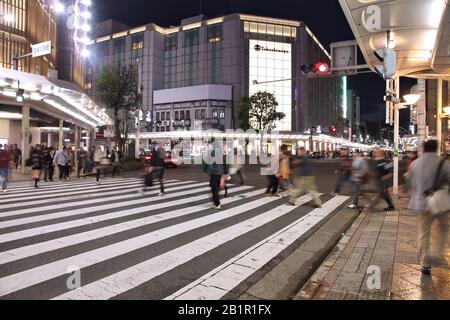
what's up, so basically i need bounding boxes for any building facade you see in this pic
[0,0,110,170]
[87,14,344,134]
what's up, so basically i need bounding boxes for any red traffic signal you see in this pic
[315,62,329,74]
[300,62,330,76]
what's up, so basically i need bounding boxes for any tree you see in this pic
[96,64,142,155]
[237,96,251,131]
[248,91,285,132]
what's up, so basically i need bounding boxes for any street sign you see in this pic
[32,41,52,58]
[104,130,114,138]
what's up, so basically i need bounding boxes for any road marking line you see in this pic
[0,182,208,229]
[52,195,317,300]
[0,180,190,216]
[0,184,242,243]
[168,196,349,300]
[0,187,259,265]
[0,196,281,297]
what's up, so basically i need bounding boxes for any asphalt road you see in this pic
[0,160,407,300]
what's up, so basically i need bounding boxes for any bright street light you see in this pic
[444,106,450,115]
[0,14,15,23]
[54,2,65,14]
[403,94,421,105]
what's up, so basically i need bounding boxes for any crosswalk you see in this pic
[0,176,349,300]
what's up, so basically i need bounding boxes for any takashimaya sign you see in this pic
[254,44,289,54]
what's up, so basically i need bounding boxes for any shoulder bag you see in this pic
[425,159,450,216]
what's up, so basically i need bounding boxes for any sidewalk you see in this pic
[295,195,450,300]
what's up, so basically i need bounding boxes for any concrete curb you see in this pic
[235,207,361,300]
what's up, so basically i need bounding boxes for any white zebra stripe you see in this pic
[0,187,259,265]
[0,196,281,297]
[0,180,191,216]
[0,182,209,229]
[0,184,243,243]
[168,196,349,300]
[53,195,318,300]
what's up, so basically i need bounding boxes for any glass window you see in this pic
[212,109,218,119]
[113,38,126,55]
[249,22,258,33]
[175,111,179,120]
[156,112,160,121]
[258,23,267,34]
[180,110,185,120]
[275,25,283,36]
[283,26,291,37]
[201,109,206,119]
[131,33,144,50]
[166,112,171,120]
[207,24,222,43]
[244,21,250,33]
[161,112,165,121]
[186,110,191,120]
[267,24,275,35]
[184,29,199,47]
[195,109,200,120]
[164,34,177,50]
[219,109,225,119]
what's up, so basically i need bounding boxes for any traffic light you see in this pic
[301,62,330,77]
[374,47,397,80]
[16,88,25,103]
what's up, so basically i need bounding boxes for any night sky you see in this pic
[93,0,414,127]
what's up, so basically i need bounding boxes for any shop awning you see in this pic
[338,0,450,79]
[0,67,111,128]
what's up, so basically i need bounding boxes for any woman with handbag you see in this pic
[409,140,450,275]
[30,145,45,189]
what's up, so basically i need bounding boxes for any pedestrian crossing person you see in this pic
[348,150,370,209]
[289,147,322,208]
[93,145,107,185]
[0,144,11,192]
[203,139,229,210]
[147,147,166,196]
[53,147,68,181]
[30,145,45,189]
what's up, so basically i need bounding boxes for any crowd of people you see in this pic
[0,144,122,190]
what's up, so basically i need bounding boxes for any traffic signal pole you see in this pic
[393,77,400,195]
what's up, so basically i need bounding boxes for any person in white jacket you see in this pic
[93,146,106,185]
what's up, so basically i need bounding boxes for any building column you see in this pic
[74,125,79,178]
[21,105,30,174]
[437,79,443,156]
[47,133,52,148]
[58,119,64,150]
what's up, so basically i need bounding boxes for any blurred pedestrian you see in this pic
[65,148,74,180]
[93,145,106,185]
[265,155,280,197]
[0,144,12,192]
[278,146,292,196]
[30,145,44,188]
[408,140,450,275]
[203,140,229,210]
[53,147,68,181]
[229,149,245,185]
[12,144,21,170]
[333,149,353,196]
[289,147,322,208]
[348,150,370,209]
[144,147,166,196]
[111,148,121,178]
[370,148,396,211]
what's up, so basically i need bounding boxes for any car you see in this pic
[164,152,180,168]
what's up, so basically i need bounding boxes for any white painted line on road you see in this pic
[52,195,316,300]
[0,182,208,229]
[0,184,241,243]
[0,195,280,297]
[168,196,349,300]
[0,180,188,216]
[0,179,156,203]
[5,177,144,192]
[0,187,259,265]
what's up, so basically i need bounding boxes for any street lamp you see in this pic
[403,94,421,106]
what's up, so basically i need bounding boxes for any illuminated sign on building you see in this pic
[249,40,292,131]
